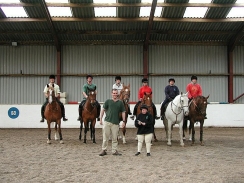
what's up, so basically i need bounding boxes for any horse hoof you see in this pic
[60,140,64,144]
[189,138,192,141]
[123,141,127,144]
[180,144,185,147]
[200,142,204,146]
[183,137,186,140]
[154,139,158,142]
[47,140,51,144]
[167,143,172,146]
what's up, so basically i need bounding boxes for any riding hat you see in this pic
[142,78,148,83]
[191,75,197,81]
[115,76,121,81]
[86,74,93,79]
[49,75,55,79]
[168,78,175,83]
[140,104,148,111]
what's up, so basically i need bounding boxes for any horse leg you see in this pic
[90,121,92,140]
[122,121,126,144]
[200,120,204,146]
[84,123,88,143]
[47,122,51,144]
[58,121,64,144]
[191,121,195,145]
[92,120,96,144]
[79,121,83,140]
[163,118,168,140]
[189,121,192,141]
[179,122,184,147]
[55,122,59,140]
[167,121,172,146]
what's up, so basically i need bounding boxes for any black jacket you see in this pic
[135,112,154,135]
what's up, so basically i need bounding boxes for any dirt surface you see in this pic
[0,127,244,183]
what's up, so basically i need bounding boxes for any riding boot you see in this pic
[77,108,82,121]
[60,104,68,121]
[40,107,45,122]
[97,102,101,121]
[160,106,166,120]
[128,104,132,115]
[152,103,160,120]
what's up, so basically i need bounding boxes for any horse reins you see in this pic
[171,96,188,122]
[192,98,205,116]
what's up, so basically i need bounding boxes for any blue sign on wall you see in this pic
[8,107,20,119]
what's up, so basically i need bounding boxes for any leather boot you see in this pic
[77,108,82,121]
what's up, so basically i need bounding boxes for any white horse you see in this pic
[163,92,189,147]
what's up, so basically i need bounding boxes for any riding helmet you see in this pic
[49,75,55,79]
[86,74,93,79]
[191,75,197,81]
[115,76,121,81]
[142,78,148,83]
[168,78,175,83]
[140,104,148,111]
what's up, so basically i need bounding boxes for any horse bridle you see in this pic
[120,89,130,104]
[191,98,206,116]
[171,96,189,116]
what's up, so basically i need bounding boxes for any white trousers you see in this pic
[137,133,153,153]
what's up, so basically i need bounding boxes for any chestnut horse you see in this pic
[44,84,63,144]
[183,95,209,146]
[119,84,130,144]
[79,89,97,143]
[136,92,158,142]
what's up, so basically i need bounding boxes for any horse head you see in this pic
[119,83,130,104]
[192,95,209,118]
[142,92,152,107]
[87,89,97,107]
[175,92,189,116]
[47,84,55,104]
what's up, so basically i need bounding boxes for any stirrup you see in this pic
[40,118,44,122]
[63,117,68,121]
[77,116,81,121]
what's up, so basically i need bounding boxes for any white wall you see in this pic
[0,104,243,128]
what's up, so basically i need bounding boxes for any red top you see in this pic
[186,83,202,99]
[138,85,152,99]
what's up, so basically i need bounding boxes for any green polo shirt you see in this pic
[83,83,96,99]
[103,99,125,125]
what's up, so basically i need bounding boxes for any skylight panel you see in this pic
[139,7,162,17]
[94,7,116,17]
[48,7,72,17]
[45,0,68,2]
[226,7,244,18]
[183,0,211,18]
[1,7,28,17]
[93,0,116,17]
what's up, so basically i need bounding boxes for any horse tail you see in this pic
[183,118,188,132]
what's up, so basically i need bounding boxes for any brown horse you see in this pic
[44,84,63,144]
[183,95,209,146]
[136,92,158,142]
[79,89,97,143]
[119,83,130,144]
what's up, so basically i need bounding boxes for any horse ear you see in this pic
[185,91,188,96]
[150,92,152,95]
[181,92,183,95]
[206,94,210,99]
[144,92,146,95]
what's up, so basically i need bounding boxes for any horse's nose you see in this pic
[184,111,189,116]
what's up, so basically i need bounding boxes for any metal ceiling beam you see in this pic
[0,40,231,46]
[1,17,244,22]
[0,30,235,35]
[144,0,157,47]
[1,2,244,8]
[40,0,60,51]
[228,24,244,52]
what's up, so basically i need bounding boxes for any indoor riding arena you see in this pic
[1,1,244,183]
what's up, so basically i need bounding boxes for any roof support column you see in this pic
[57,51,61,87]
[228,51,233,103]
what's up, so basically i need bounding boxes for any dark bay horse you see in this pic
[119,84,130,144]
[79,89,97,143]
[183,95,209,146]
[136,92,158,142]
[44,84,63,144]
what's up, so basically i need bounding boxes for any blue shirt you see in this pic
[165,85,179,100]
